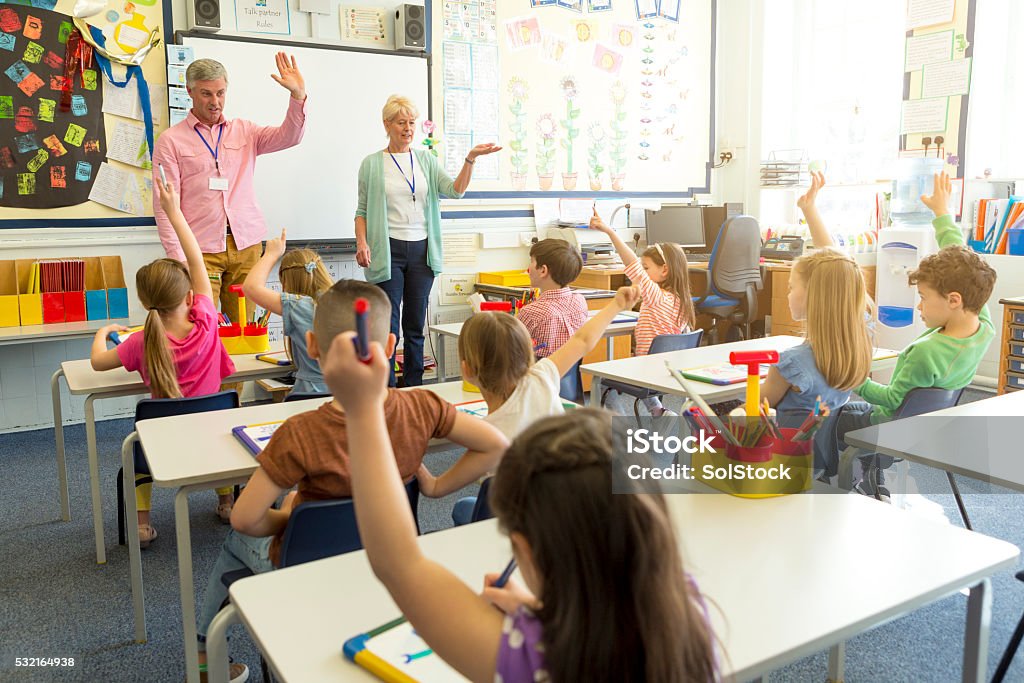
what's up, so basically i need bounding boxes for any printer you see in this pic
[547,225,620,265]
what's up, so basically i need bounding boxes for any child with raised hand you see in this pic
[416,286,640,508]
[321,333,717,683]
[242,228,334,394]
[589,208,695,416]
[822,172,997,485]
[91,180,236,546]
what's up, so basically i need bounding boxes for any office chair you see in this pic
[692,215,763,343]
[598,331,703,422]
[116,391,240,546]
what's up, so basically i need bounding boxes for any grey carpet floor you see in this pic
[1,388,1023,682]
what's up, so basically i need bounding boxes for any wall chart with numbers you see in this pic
[0,0,168,225]
[431,0,714,197]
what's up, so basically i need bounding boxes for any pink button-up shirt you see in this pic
[152,97,307,260]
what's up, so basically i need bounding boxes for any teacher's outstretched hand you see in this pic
[270,51,306,101]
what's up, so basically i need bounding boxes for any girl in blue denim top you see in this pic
[243,228,334,394]
[326,332,718,683]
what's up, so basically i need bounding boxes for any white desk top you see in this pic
[0,318,141,346]
[845,390,1024,492]
[136,381,480,488]
[228,493,1018,682]
[431,310,638,339]
[60,348,294,395]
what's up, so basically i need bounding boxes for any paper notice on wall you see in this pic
[533,198,560,231]
[900,97,948,134]
[444,134,471,177]
[905,30,953,72]
[443,41,472,89]
[559,198,595,224]
[442,233,478,267]
[921,57,971,98]
[444,89,473,134]
[340,6,389,46]
[906,0,954,30]
[438,272,478,304]
[471,90,499,136]
[107,120,150,168]
[101,74,143,120]
[89,162,145,214]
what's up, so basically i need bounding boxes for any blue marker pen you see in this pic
[493,558,517,588]
[353,297,371,363]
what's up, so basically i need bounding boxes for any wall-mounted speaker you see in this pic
[395,3,426,52]
[187,0,221,32]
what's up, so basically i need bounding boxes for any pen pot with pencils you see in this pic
[692,423,815,499]
[219,286,270,355]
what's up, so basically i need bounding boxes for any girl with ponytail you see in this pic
[242,228,333,394]
[91,180,236,547]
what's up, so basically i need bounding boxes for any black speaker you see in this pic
[395,3,425,52]
[187,0,221,32]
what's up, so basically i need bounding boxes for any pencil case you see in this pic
[219,324,270,355]
[692,428,813,499]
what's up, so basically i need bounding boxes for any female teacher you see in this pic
[355,95,500,386]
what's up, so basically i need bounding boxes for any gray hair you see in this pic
[186,59,228,88]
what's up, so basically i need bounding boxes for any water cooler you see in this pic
[875,158,944,350]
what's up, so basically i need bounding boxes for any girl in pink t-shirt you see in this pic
[91,181,236,548]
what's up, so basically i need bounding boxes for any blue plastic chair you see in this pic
[691,215,763,342]
[599,330,703,421]
[116,391,239,546]
[283,391,331,403]
[559,360,584,405]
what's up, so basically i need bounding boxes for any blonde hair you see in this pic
[642,243,695,327]
[278,249,333,365]
[382,94,419,126]
[135,259,192,399]
[458,313,533,403]
[792,248,873,391]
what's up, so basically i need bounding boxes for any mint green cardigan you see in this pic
[355,149,463,284]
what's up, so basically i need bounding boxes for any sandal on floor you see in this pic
[138,524,158,549]
[217,503,233,524]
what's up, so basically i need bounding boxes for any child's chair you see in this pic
[559,360,584,405]
[837,386,965,514]
[691,215,763,343]
[206,482,421,683]
[452,476,494,527]
[116,391,240,546]
[283,391,331,403]
[598,330,703,422]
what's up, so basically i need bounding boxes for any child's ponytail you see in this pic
[136,259,191,399]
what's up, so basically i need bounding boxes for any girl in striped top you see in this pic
[590,210,696,416]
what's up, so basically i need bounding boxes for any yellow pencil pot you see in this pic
[692,428,813,498]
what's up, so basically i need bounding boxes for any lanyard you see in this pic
[388,150,416,203]
[195,124,224,171]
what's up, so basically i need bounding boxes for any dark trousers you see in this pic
[376,238,434,387]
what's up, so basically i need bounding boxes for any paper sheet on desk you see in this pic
[559,198,594,225]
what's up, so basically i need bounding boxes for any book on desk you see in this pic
[232,421,284,455]
[343,615,462,682]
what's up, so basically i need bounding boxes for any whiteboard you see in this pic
[180,35,430,241]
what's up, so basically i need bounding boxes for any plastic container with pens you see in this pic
[218,285,270,355]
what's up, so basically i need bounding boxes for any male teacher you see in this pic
[152,52,307,322]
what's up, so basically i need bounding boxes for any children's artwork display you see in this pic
[0,4,106,208]
[432,0,713,195]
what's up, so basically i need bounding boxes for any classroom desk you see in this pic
[51,352,294,565]
[581,336,899,408]
[211,493,1018,683]
[844,390,1024,494]
[129,381,477,683]
[429,310,638,382]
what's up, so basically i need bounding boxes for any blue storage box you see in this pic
[101,256,129,319]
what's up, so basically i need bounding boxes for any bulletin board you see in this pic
[430,0,715,198]
[900,0,976,174]
[0,0,169,227]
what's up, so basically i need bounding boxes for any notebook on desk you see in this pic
[232,421,284,455]
[343,616,462,682]
[678,363,771,385]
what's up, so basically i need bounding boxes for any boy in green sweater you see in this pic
[824,172,997,487]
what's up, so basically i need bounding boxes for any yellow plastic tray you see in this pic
[478,270,531,287]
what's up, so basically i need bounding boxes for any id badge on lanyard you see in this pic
[196,124,229,192]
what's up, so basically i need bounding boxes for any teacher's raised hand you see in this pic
[270,52,306,101]
[467,143,502,161]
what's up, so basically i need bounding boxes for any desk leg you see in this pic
[606,335,613,360]
[590,376,603,408]
[437,335,446,382]
[827,642,845,682]
[51,369,70,522]
[122,433,146,643]
[963,579,992,683]
[206,604,239,683]
[176,486,202,683]
[84,394,106,564]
